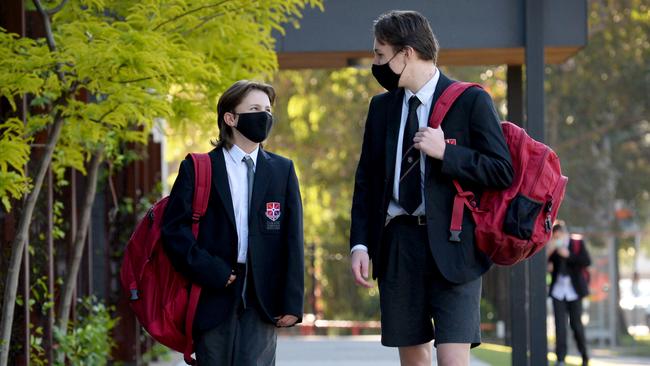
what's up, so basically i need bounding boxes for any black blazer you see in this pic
[162,147,304,332]
[350,73,514,284]
[548,239,591,299]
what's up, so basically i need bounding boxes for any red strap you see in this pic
[189,153,212,236]
[571,239,581,255]
[429,82,483,241]
[183,284,201,364]
[428,82,483,129]
[183,153,212,364]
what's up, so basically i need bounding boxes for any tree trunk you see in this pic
[56,149,104,332]
[0,114,65,366]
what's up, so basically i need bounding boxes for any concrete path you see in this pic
[151,335,489,366]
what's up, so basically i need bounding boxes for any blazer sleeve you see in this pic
[282,161,305,321]
[349,96,378,251]
[441,89,514,189]
[161,158,233,290]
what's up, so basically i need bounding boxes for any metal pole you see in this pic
[525,0,548,365]
[507,64,530,366]
[609,237,619,346]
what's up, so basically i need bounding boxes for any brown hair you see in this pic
[552,220,567,234]
[212,80,276,148]
[373,10,439,64]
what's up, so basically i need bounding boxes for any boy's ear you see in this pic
[403,46,414,59]
[224,112,237,127]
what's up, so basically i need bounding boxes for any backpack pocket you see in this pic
[503,194,543,239]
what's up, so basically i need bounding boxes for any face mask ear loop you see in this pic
[399,47,410,74]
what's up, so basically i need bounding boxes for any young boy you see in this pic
[162,80,304,365]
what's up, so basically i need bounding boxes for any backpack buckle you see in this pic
[544,215,552,232]
[191,213,201,222]
[449,230,461,242]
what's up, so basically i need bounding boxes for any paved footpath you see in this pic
[152,335,489,366]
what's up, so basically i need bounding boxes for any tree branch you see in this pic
[46,0,69,16]
[153,0,233,31]
[554,118,643,153]
[32,0,66,85]
[117,76,155,84]
[89,104,119,124]
[181,11,226,35]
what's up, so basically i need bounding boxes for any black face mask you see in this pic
[371,50,405,91]
[234,111,273,143]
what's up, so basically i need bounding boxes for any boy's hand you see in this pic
[275,315,298,327]
[414,127,446,159]
[225,273,236,287]
[351,250,373,288]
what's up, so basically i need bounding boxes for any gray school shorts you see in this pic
[377,217,482,348]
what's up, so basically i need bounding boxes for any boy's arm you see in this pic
[161,158,233,290]
[281,161,305,323]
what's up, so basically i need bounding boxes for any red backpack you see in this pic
[120,153,211,364]
[430,82,568,265]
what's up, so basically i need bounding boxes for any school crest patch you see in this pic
[265,202,281,222]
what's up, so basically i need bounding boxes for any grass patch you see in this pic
[471,343,583,366]
[471,343,511,365]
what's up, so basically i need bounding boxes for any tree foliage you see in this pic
[0,0,321,363]
[0,0,322,210]
[546,0,650,237]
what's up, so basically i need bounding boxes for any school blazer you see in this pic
[350,73,514,284]
[162,147,304,333]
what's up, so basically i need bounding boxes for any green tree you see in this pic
[269,68,383,320]
[545,0,649,341]
[546,0,650,230]
[0,0,321,363]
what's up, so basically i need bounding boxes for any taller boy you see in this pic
[350,10,513,366]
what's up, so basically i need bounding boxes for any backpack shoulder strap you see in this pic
[570,238,582,255]
[429,82,483,129]
[428,82,485,242]
[188,153,212,236]
[185,152,211,365]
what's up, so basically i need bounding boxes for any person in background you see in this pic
[548,220,591,366]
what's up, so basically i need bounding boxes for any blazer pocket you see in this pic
[259,198,285,234]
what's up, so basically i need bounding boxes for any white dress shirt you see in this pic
[223,144,259,263]
[551,274,579,302]
[352,68,440,254]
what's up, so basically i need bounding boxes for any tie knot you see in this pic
[242,155,254,169]
[408,95,421,110]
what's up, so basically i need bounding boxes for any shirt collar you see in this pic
[226,144,259,166]
[404,67,439,106]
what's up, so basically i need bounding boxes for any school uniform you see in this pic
[350,70,513,347]
[548,239,591,364]
[162,145,304,365]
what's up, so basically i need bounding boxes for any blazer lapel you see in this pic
[384,88,405,195]
[211,147,236,229]
[249,149,272,218]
